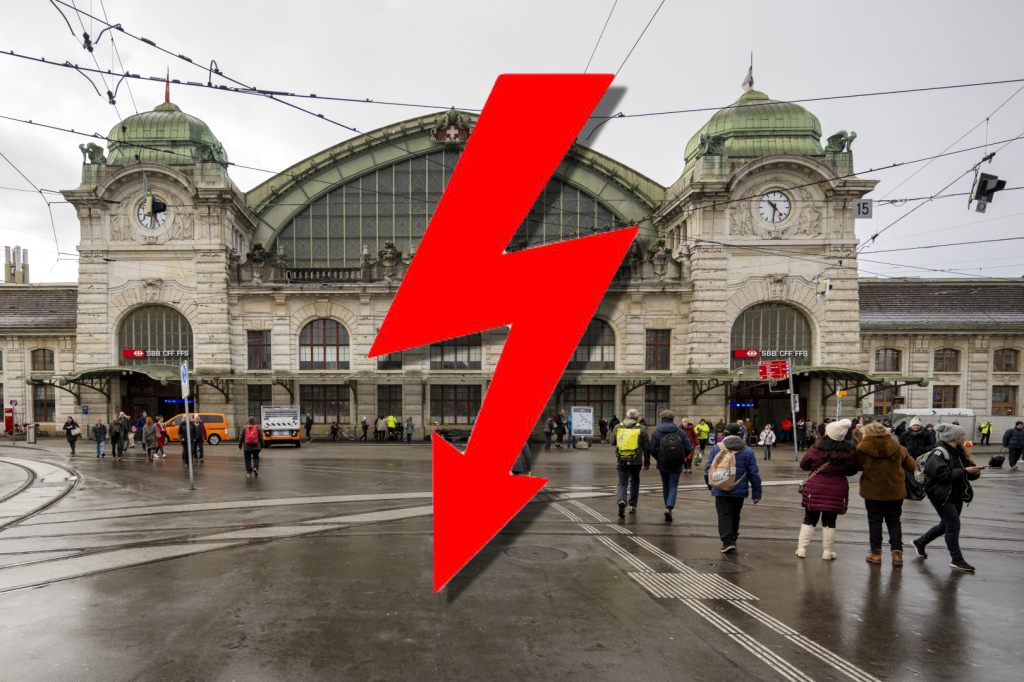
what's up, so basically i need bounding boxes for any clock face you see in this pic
[136,197,168,229]
[758,191,791,224]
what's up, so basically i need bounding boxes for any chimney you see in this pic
[3,246,29,283]
[19,248,28,283]
[3,246,10,283]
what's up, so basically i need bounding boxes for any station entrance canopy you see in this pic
[687,366,928,406]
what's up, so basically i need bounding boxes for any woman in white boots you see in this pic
[795,419,860,560]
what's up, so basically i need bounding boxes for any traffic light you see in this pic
[970,172,1006,213]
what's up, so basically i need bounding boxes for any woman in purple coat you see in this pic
[795,419,861,560]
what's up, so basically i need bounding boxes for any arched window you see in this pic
[569,319,615,370]
[875,348,902,372]
[430,334,482,370]
[934,348,960,373]
[994,348,1019,372]
[730,303,812,369]
[299,319,350,370]
[30,349,55,372]
[272,150,619,269]
[118,305,194,368]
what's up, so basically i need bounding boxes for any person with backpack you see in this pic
[795,419,860,560]
[758,424,777,461]
[705,424,762,553]
[612,409,650,519]
[912,423,983,572]
[650,410,692,522]
[1001,421,1024,470]
[856,421,917,567]
[238,416,265,478]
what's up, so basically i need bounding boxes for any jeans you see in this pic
[243,449,261,473]
[96,440,105,456]
[543,432,552,450]
[917,497,964,562]
[803,509,838,528]
[68,437,76,454]
[659,469,681,509]
[1009,447,1023,467]
[406,432,413,444]
[865,499,904,552]
[763,445,772,460]
[114,437,126,459]
[617,464,641,507]
[715,496,745,545]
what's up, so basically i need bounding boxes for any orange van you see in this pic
[166,413,230,445]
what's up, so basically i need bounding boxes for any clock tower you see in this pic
[654,80,876,420]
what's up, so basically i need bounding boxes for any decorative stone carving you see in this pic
[378,241,401,280]
[647,238,671,277]
[432,107,471,144]
[109,214,133,241]
[697,133,725,156]
[79,143,106,165]
[729,204,756,236]
[168,211,194,240]
[144,278,161,302]
[825,130,857,153]
[767,274,786,299]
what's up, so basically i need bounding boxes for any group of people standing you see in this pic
[62,412,206,465]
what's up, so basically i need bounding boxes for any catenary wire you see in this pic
[584,0,618,73]
[614,0,666,77]
[0,149,64,257]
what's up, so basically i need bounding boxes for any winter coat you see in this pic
[758,429,777,446]
[1002,427,1024,450]
[681,423,699,449]
[799,438,860,514]
[195,421,207,442]
[63,420,79,442]
[142,423,158,449]
[923,442,980,505]
[899,428,934,458]
[650,420,692,473]
[611,418,650,468]
[92,424,107,442]
[704,442,762,500]
[109,417,127,441]
[554,417,566,436]
[856,433,916,501]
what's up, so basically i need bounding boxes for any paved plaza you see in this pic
[0,438,1021,681]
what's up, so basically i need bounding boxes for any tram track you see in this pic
[0,457,81,532]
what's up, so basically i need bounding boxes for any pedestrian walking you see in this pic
[375,415,387,442]
[598,417,609,444]
[304,413,314,442]
[795,419,860,560]
[142,417,158,462]
[134,411,148,448]
[329,421,340,441]
[554,411,567,448]
[63,416,80,456]
[92,418,107,458]
[978,420,992,446]
[694,418,710,461]
[1001,421,1024,470]
[128,422,137,449]
[181,417,197,465]
[238,416,265,478]
[857,421,917,566]
[543,414,554,451]
[705,425,762,553]
[612,409,650,519]
[680,418,698,473]
[758,424,777,460]
[110,412,129,461]
[360,416,369,441]
[386,414,398,441]
[511,441,533,476]
[404,417,414,444]
[193,415,206,462]
[650,410,692,522]
[607,415,620,444]
[567,414,575,449]
[912,423,983,572]
[744,418,755,445]
[734,419,749,443]
[899,417,934,458]
[155,416,167,458]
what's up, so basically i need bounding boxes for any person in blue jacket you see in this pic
[704,423,763,554]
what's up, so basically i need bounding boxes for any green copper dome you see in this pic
[684,89,823,167]
[106,102,228,166]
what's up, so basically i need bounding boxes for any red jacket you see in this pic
[681,423,698,448]
[781,419,793,432]
[800,438,860,514]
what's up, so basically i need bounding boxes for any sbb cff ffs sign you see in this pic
[121,349,145,359]
[733,348,760,359]
[758,360,790,380]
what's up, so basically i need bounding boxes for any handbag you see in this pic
[904,470,926,501]
[798,461,830,494]
[69,427,82,438]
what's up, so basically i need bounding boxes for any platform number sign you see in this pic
[853,199,873,220]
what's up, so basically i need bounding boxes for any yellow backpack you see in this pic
[616,426,642,460]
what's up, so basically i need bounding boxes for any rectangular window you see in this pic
[994,349,1019,372]
[645,330,671,370]
[563,385,616,424]
[934,349,960,373]
[246,331,272,370]
[247,384,272,420]
[377,385,403,417]
[992,385,1017,416]
[875,348,901,372]
[430,335,482,370]
[33,384,55,422]
[377,352,403,370]
[300,384,350,424]
[932,385,959,409]
[430,385,482,424]
[31,349,54,372]
[874,386,901,413]
[644,385,670,421]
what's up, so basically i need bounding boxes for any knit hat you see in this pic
[909,417,922,427]
[934,422,966,443]
[725,423,741,435]
[825,418,852,441]
[722,435,746,451]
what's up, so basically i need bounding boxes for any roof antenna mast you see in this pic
[742,52,755,92]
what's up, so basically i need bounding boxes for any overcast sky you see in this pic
[2,0,1022,283]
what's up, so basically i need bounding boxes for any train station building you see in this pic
[1,83,1022,436]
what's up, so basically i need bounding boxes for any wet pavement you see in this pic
[0,439,1020,681]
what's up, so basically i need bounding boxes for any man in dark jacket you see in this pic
[181,418,198,465]
[238,416,265,478]
[650,410,692,522]
[899,418,934,458]
[612,409,650,519]
[704,424,762,553]
[913,423,982,572]
[1002,421,1024,470]
[109,412,129,461]
[554,411,566,448]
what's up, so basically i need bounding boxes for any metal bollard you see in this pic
[26,423,36,444]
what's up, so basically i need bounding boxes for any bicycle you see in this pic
[338,427,357,441]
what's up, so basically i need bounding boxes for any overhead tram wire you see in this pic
[856,236,1024,255]
[0,149,67,258]
[584,0,618,73]
[614,0,666,77]
[98,0,138,114]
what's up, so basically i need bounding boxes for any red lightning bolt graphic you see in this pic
[369,74,637,592]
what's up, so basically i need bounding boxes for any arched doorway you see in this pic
[117,306,194,420]
[729,303,813,433]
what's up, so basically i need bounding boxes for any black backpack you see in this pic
[659,431,686,469]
